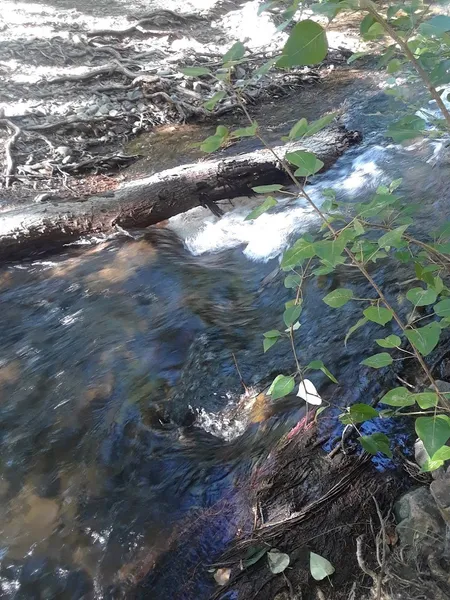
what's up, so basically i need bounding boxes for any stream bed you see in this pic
[1,76,450,600]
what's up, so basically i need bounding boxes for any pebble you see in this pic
[97,104,111,115]
[193,81,203,92]
[127,89,143,101]
[157,69,172,77]
[108,109,119,117]
[55,146,71,158]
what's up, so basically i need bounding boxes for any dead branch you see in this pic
[0,115,22,187]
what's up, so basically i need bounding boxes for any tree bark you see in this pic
[0,125,360,260]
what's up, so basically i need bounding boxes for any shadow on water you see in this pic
[1,76,450,599]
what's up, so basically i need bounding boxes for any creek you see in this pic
[0,72,450,600]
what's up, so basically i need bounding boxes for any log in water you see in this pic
[0,126,361,260]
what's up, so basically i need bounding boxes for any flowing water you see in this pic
[1,76,450,600]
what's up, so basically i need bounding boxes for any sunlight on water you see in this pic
[168,145,390,261]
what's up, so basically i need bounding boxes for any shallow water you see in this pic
[1,80,450,599]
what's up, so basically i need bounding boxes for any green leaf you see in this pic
[200,136,224,153]
[420,15,450,36]
[277,20,328,68]
[353,219,365,236]
[347,51,368,64]
[263,330,282,338]
[222,41,246,64]
[204,91,226,111]
[413,392,439,409]
[252,184,284,193]
[284,304,302,327]
[245,197,278,220]
[288,118,308,139]
[360,14,375,36]
[304,113,336,137]
[268,375,295,400]
[386,116,426,143]
[242,547,268,569]
[284,273,302,289]
[364,22,385,40]
[281,238,316,270]
[359,433,393,458]
[363,306,393,326]
[416,416,450,457]
[345,317,368,345]
[406,287,437,307]
[252,57,279,78]
[286,151,323,176]
[377,225,409,250]
[376,334,401,348]
[431,445,450,461]
[307,360,338,384]
[358,194,399,218]
[180,66,211,76]
[380,387,414,407]
[405,322,441,356]
[387,58,402,74]
[263,337,278,352]
[340,403,378,425]
[434,299,450,318]
[314,238,346,266]
[267,550,290,574]
[310,552,335,581]
[232,122,258,137]
[361,353,393,368]
[390,178,403,192]
[323,288,353,308]
[421,458,446,472]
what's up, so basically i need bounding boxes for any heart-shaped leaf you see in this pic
[310,552,335,581]
[359,433,392,458]
[297,379,322,405]
[269,375,295,400]
[405,322,441,356]
[416,416,450,457]
[363,306,393,326]
[323,288,353,308]
[361,353,393,368]
[380,387,415,407]
[267,549,290,574]
[376,334,401,348]
[277,20,328,68]
[406,287,437,307]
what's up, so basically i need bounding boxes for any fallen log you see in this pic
[0,125,361,260]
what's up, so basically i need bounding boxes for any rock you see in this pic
[157,69,172,77]
[96,104,111,115]
[193,81,203,93]
[108,109,119,117]
[127,89,143,101]
[55,146,71,158]
[431,478,450,523]
[436,380,450,393]
[235,66,246,79]
[395,486,446,549]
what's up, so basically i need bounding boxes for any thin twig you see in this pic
[372,496,387,600]
[356,535,378,584]
[232,352,250,396]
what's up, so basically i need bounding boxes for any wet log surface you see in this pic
[0,125,361,260]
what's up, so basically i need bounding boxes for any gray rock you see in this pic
[85,105,99,116]
[395,486,446,548]
[96,104,111,115]
[235,66,246,79]
[436,380,450,393]
[127,89,143,101]
[193,81,203,93]
[55,146,71,158]
[431,478,450,523]
[108,109,119,117]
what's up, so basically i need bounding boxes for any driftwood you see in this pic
[0,125,361,260]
